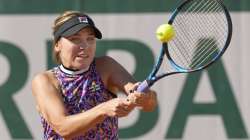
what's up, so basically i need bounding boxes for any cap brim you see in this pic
[61,24,102,39]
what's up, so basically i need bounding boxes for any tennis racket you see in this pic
[137,0,232,92]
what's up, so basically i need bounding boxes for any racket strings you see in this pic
[171,38,191,67]
[168,0,229,70]
[190,39,218,68]
[190,16,228,68]
[170,0,206,66]
[181,1,224,50]
[170,0,221,67]
[189,10,228,68]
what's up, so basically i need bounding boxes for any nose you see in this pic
[79,44,88,49]
[78,42,89,49]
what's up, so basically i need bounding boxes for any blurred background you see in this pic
[0,0,249,139]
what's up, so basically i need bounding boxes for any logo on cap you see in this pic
[78,16,88,23]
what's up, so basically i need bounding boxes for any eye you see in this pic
[87,37,95,44]
[69,37,82,44]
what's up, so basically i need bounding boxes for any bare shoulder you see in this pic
[95,56,135,93]
[95,56,120,75]
[32,70,54,85]
[95,56,115,86]
[32,70,59,95]
[95,56,132,78]
[95,56,118,67]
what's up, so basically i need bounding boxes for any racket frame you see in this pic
[137,0,232,92]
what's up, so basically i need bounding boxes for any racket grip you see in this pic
[136,80,149,93]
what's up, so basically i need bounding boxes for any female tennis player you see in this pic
[31,11,157,140]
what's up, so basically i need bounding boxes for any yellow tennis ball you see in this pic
[156,24,175,42]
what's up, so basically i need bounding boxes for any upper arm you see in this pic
[96,56,136,94]
[32,72,67,126]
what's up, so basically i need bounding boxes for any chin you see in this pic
[75,60,92,69]
[74,63,88,69]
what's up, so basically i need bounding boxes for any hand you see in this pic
[126,83,157,112]
[101,98,136,118]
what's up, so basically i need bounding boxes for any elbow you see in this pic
[56,127,73,139]
[49,119,75,139]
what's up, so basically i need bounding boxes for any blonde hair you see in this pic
[52,11,86,64]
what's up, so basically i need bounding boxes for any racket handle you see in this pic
[136,80,149,92]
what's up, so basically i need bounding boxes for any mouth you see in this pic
[77,54,89,58]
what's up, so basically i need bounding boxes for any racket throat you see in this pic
[146,79,154,87]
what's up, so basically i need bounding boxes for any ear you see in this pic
[54,41,61,52]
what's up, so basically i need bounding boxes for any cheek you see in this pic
[91,45,96,52]
[60,46,76,59]
[89,46,96,56]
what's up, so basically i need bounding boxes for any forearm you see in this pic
[51,103,106,139]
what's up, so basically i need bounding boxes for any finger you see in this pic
[126,94,136,103]
[129,89,134,94]
[127,94,139,104]
[116,107,131,117]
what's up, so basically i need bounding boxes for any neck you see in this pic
[59,64,89,75]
